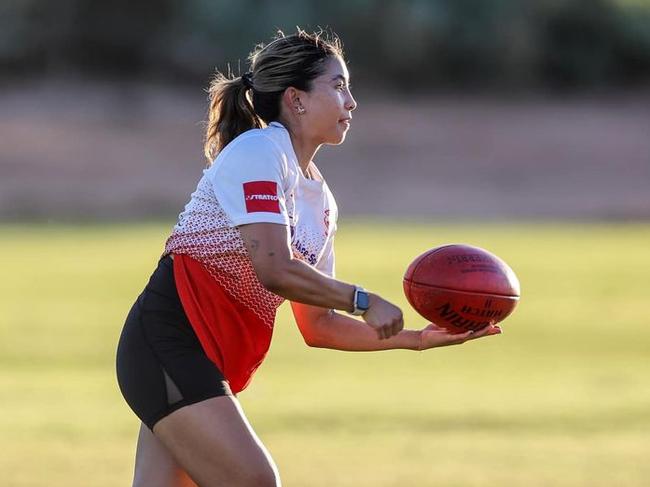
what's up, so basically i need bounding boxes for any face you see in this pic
[296,56,357,145]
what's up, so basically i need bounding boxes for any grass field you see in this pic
[1,221,648,487]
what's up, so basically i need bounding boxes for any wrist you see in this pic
[416,329,424,351]
[394,329,424,351]
[350,286,370,316]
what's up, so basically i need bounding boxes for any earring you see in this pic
[296,106,306,115]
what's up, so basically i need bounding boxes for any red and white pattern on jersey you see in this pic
[290,224,325,266]
[286,190,334,273]
[163,176,284,328]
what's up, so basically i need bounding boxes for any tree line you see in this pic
[2,0,649,90]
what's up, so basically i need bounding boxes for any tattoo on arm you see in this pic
[248,239,276,259]
[249,239,260,257]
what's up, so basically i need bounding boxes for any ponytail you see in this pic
[203,29,344,165]
[204,73,263,164]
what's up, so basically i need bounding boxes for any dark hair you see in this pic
[204,28,343,163]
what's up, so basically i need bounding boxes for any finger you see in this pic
[390,322,399,337]
[393,317,404,336]
[388,321,397,337]
[384,325,393,338]
[391,321,404,336]
[376,326,386,340]
[468,325,502,340]
[466,325,489,337]
[452,330,474,345]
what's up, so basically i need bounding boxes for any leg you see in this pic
[117,257,277,486]
[153,395,280,487]
[132,422,198,487]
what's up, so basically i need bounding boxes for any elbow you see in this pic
[302,332,325,348]
[256,262,290,294]
[299,316,331,348]
[258,271,285,294]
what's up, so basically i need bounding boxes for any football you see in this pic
[403,244,520,333]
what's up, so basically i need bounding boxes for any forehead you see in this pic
[318,56,350,81]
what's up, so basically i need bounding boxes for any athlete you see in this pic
[116,29,501,487]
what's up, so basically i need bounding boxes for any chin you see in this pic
[325,129,348,145]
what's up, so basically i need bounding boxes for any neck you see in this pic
[275,117,321,175]
[289,133,320,175]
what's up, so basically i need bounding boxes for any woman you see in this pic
[116,29,501,487]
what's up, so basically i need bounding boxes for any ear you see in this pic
[282,86,304,114]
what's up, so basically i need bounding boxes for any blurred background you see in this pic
[1,0,649,220]
[1,1,649,486]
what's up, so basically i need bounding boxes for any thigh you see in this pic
[153,395,280,487]
[116,256,231,430]
[132,423,198,487]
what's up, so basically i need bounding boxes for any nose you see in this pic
[346,92,357,112]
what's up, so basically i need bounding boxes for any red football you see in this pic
[403,244,520,334]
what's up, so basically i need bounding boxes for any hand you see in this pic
[417,322,502,350]
[361,293,404,340]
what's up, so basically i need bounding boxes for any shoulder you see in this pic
[221,128,286,161]
[206,127,301,195]
[207,128,290,178]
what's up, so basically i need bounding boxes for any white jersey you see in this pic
[164,121,338,327]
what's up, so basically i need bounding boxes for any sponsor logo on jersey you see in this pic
[243,181,281,213]
[294,238,318,265]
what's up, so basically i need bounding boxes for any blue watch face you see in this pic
[357,290,370,310]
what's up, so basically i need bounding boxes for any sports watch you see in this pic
[351,286,370,316]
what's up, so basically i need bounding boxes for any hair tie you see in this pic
[241,72,254,89]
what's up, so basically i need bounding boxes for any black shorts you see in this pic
[116,255,232,431]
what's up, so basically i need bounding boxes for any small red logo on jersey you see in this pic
[243,181,280,213]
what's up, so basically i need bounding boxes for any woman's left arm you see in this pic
[291,301,419,351]
[290,302,501,352]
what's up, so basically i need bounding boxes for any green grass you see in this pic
[1,221,649,486]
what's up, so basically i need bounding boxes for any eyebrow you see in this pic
[330,74,349,83]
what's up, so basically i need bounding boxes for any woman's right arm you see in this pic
[238,222,403,339]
